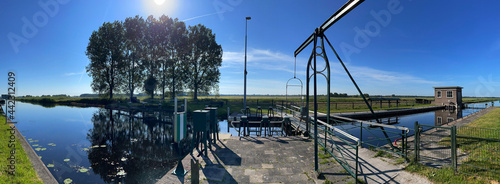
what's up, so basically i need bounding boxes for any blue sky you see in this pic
[1,0,499,97]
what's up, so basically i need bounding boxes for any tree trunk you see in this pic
[162,75,165,100]
[194,82,198,100]
[172,70,176,100]
[129,68,133,102]
[109,87,113,99]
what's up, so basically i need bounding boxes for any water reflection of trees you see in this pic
[87,109,192,183]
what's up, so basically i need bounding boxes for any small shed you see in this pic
[433,86,463,107]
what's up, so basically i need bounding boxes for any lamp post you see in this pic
[244,16,251,110]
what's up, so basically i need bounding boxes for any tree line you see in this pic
[85,15,222,100]
[329,92,370,97]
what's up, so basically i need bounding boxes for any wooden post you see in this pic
[191,159,199,184]
[380,100,382,108]
[388,100,391,108]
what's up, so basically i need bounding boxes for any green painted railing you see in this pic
[309,117,360,180]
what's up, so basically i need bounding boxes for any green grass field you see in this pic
[0,116,43,183]
[16,96,500,117]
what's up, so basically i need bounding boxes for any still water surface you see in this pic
[15,102,195,183]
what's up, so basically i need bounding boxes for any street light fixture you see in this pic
[244,16,251,110]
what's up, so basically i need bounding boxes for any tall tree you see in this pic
[86,21,126,99]
[157,15,173,100]
[167,18,188,99]
[123,16,146,102]
[143,16,161,99]
[184,24,223,100]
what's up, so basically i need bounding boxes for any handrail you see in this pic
[332,115,409,133]
[311,117,359,143]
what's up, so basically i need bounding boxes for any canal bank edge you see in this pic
[8,118,58,184]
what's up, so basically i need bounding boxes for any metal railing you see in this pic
[310,117,360,180]
[332,115,409,159]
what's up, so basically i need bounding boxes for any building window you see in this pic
[447,91,453,98]
[437,117,442,125]
[437,91,442,98]
[447,117,454,123]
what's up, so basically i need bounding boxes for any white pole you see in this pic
[184,98,187,112]
[174,97,177,114]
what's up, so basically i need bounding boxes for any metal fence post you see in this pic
[355,141,360,182]
[414,121,419,163]
[402,128,407,160]
[451,125,457,171]
[360,122,363,146]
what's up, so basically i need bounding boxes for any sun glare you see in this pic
[143,0,178,17]
[154,0,165,5]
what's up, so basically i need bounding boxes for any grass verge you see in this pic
[405,163,492,184]
[0,115,42,183]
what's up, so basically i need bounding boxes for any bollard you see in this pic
[191,159,199,184]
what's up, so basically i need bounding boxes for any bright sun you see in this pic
[144,0,178,17]
[154,0,165,5]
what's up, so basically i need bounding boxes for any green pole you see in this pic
[451,126,457,171]
[355,141,360,181]
[414,121,419,163]
[313,30,319,173]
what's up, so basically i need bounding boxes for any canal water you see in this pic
[14,102,198,184]
[335,101,499,148]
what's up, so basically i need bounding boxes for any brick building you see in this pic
[433,86,463,108]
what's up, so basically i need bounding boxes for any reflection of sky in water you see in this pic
[335,102,496,148]
[14,102,194,184]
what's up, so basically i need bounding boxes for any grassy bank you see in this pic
[17,96,114,107]
[0,115,43,183]
[406,107,500,183]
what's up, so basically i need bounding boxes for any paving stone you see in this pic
[249,174,263,183]
[262,163,274,168]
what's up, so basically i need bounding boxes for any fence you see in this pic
[332,116,409,159]
[414,122,500,181]
[456,126,500,180]
[311,117,360,180]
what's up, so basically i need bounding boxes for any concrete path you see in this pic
[157,134,355,184]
